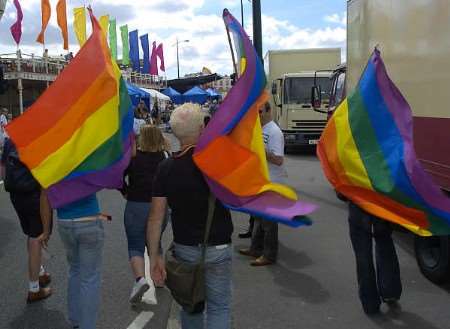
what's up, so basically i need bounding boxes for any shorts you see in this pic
[10,191,44,238]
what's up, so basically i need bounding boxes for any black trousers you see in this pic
[348,203,402,313]
[250,217,278,262]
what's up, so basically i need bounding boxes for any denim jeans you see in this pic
[250,217,278,262]
[173,243,232,329]
[58,219,105,329]
[348,203,402,313]
[124,201,169,258]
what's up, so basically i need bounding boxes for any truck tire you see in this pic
[414,235,450,285]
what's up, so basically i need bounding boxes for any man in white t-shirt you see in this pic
[0,108,9,149]
[239,102,286,266]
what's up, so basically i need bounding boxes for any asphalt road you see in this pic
[1,146,450,329]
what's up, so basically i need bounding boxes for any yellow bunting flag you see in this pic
[73,7,87,47]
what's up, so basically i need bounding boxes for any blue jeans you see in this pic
[173,243,232,329]
[348,203,402,313]
[58,219,105,329]
[124,201,169,258]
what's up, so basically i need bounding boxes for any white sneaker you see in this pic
[129,278,150,305]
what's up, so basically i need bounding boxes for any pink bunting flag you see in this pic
[156,43,165,72]
[150,41,158,76]
[10,0,23,45]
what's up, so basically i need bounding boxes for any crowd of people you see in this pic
[0,100,403,329]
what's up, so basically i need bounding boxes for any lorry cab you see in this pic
[272,71,332,147]
[328,64,346,117]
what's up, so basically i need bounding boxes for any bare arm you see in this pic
[147,196,168,285]
[39,189,53,247]
[266,150,284,166]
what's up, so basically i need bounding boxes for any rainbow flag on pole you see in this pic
[318,49,450,236]
[193,9,317,227]
[5,8,133,208]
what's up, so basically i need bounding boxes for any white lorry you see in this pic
[264,48,341,147]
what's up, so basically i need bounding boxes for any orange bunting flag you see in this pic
[36,0,51,44]
[56,0,68,50]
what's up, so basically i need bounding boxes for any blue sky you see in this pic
[0,0,347,79]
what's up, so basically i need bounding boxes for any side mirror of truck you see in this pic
[311,85,322,110]
[272,80,282,108]
[271,81,277,95]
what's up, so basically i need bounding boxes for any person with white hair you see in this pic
[147,103,234,328]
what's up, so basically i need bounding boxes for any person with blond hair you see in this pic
[148,103,233,328]
[122,125,169,304]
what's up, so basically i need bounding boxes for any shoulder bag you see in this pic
[165,194,216,314]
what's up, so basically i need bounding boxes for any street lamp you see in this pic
[175,38,190,79]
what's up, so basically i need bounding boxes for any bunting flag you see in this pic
[56,0,68,50]
[5,8,134,208]
[129,30,140,72]
[156,43,165,72]
[150,41,158,75]
[99,15,109,38]
[36,0,51,44]
[73,7,87,47]
[140,34,150,73]
[109,18,117,60]
[192,9,317,227]
[10,0,23,45]
[317,49,450,236]
[120,25,130,65]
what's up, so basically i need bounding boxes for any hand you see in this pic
[150,255,166,286]
[37,231,50,248]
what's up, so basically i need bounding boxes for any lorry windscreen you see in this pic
[284,77,332,105]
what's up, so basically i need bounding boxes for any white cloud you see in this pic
[324,12,346,26]
[0,1,346,78]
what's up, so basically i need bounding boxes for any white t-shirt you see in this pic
[263,120,288,183]
[0,114,8,143]
[133,118,146,135]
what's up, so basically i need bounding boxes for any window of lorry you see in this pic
[284,77,332,106]
[331,72,346,108]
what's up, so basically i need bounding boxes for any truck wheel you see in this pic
[414,235,450,285]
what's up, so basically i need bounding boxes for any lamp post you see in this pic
[175,38,190,79]
[252,0,263,61]
[240,0,244,26]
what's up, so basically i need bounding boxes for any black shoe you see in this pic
[238,231,252,239]
[362,304,380,315]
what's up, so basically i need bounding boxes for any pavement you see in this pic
[1,146,450,329]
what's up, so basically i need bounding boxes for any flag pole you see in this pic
[225,25,238,77]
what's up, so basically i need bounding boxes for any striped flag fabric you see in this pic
[5,8,133,208]
[317,49,450,236]
[193,9,317,227]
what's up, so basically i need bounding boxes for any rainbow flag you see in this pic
[318,50,450,236]
[5,9,133,208]
[193,9,317,227]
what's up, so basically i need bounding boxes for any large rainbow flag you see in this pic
[193,9,317,227]
[5,9,133,208]
[318,49,450,236]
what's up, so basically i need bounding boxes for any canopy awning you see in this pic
[140,88,171,101]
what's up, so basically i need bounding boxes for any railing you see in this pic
[0,52,67,81]
[0,51,167,89]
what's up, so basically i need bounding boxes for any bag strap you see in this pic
[200,194,216,264]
